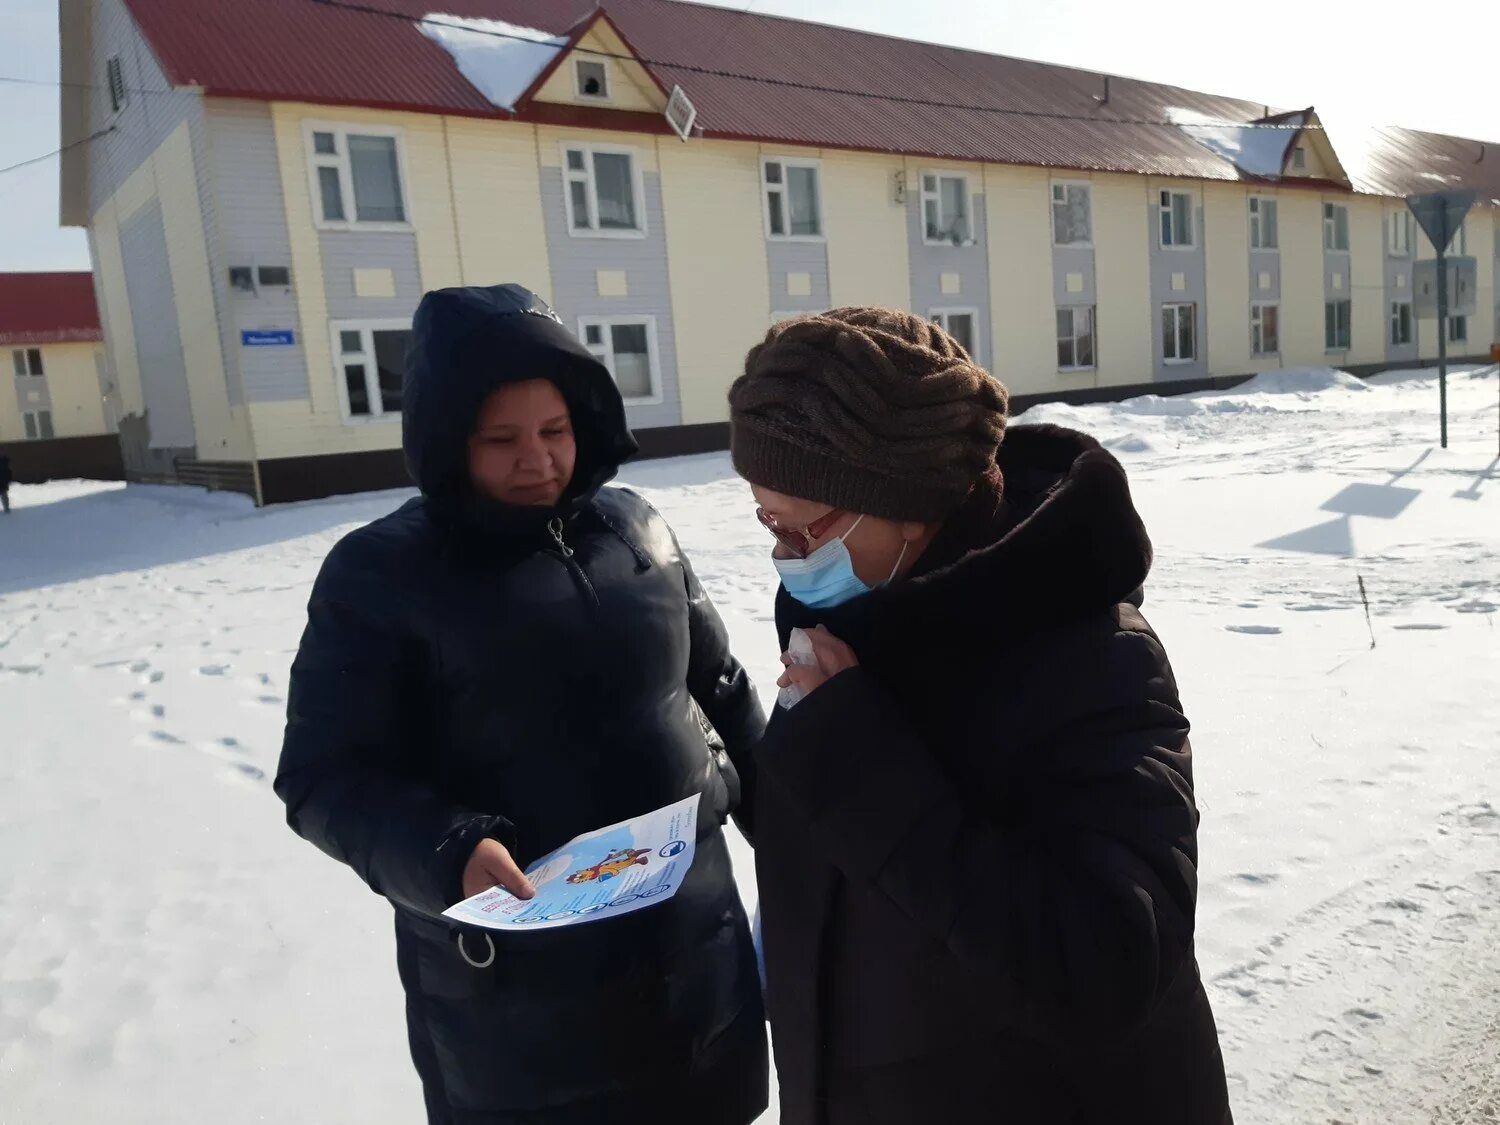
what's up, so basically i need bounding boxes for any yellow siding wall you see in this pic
[1091,174,1153,388]
[656,137,769,425]
[1348,196,1386,366]
[533,27,664,112]
[446,118,552,297]
[90,196,144,418]
[1279,191,1325,365]
[823,151,910,311]
[39,343,109,437]
[984,163,1055,395]
[0,358,21,442]
[1470,208,1496,351]
[1203,182,1253,375]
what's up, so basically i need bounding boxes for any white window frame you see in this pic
[1451,220,1467,255]
[1388,211,1411,257]
[761,156,825,242]
[560,142,648,239]
[928,307,981,357]
[574,58,609,101]
[12,347,45,378]
[1324,299,1352,352]
[577,315,664,405]
[329,318,411,424]
[1162,302,1197,364]
[1249,196,1279,251]
[921,171,976,247]
[1050,180,1093,248]
[1290,146,1307,171]
[1159,190,1196,249]
[304,122,413,233]
[1448,314,1468,343]
[1055,305,1096,372]
[1390,301,1413,346]
[22,410,54,441]
[1250,301,1280,356]
[1323,203,1350,252]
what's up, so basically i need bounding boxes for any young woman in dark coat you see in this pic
[728,308,1232,1125]
[275,284,767,1125]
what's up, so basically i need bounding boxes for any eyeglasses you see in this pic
[756,506,847,559]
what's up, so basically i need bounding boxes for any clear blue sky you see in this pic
[3,0,1498,272]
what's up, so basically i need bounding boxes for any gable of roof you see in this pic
[110,0,1500,202]
[0,273,104,347]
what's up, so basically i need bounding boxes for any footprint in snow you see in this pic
[149,730,185,745]
[1394,623,1448,631]
[1227,625,1283,636]
[198,664,230,676]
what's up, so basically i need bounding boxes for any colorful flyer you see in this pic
[442,793,701,931]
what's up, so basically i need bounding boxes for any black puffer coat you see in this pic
[275,285,768,1125]
[756,425,1231,1125]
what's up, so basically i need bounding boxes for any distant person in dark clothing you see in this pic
[0,454,12,513]
[731,308,1231,1125]
[276,284,767,1125]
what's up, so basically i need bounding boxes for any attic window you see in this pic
[106,56,126,113]
[576,59,609,100]
[1291,147,1307,171]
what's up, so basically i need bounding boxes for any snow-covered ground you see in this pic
[2,366,1497,1124]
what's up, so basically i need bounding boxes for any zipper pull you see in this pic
[547,517,575,559]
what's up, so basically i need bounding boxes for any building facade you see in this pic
[60,0,1500,504]
[0,272,123,483]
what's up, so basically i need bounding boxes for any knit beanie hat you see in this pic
[728,307,1009,522]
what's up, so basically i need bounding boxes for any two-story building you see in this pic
[0,271,123,482]
[60,0,1500,504]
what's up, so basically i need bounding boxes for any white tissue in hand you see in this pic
[777,627,818,709]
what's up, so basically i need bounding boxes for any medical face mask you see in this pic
[773,516,908,610]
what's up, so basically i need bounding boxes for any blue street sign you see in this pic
[241,329,296,347]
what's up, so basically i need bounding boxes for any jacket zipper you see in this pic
[548,517,599,606]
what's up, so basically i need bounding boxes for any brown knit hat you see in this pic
[728,307,1009,521]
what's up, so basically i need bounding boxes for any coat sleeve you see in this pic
[757,627,1199,1043]
[680,547,768,840]
[274,536,513,919]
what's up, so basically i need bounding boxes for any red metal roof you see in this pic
[121,0,1500,197]
[0,272,103,347]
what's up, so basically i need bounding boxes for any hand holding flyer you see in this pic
[443,794,700,931]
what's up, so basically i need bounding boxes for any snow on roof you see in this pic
[1170,107,1302,179]
[416,12,566,112]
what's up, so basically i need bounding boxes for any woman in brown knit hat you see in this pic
[730,308,1231,1125]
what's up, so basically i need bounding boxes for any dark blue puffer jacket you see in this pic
[275,285,768,1125]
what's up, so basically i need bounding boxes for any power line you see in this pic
[0,73,186,101]
[306,0,1321,131]
[0,126,115,178]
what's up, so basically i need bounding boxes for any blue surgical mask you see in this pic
[773,516,908,610]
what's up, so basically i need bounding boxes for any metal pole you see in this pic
[1436,244,1448,449]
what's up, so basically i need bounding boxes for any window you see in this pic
[1162,302,1196,363]
[1323,203,1350,251]
[1291,147,1307,170]
[1389,212,1411,256]
[229,266,256,294]
[1056,306,1096,370]
[762,158,823,239]
[307,126,408,228]
[1251,303,1280,356]
[106,55,126,113]
[258,266,291,289]
[331,321,410,420]
[929,308,978,357]
[22,411,54,440]
[579,317,661,402]
[1449,315,1468,343]
[1249,197,1279,250]
[562,144,644,236]
[575,59,608,99]
[922,173,972,245]
[1452,221,1467,255]
[1159,191,1194,248]
[1051,182,1092,246]
[1324,300,1352,350]
[11,348,43,377]
[1390,301,1413,346]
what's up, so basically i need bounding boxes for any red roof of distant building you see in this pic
[0,272,103,347]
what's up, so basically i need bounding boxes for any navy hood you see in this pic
[403,284,638,521]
